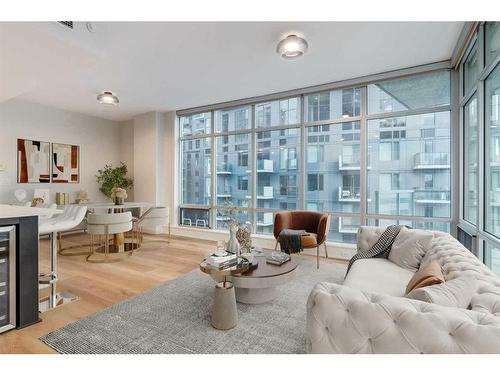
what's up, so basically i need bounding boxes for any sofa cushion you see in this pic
[388,227,433,271]
[405,260,444,294]
[406,276,478,309]
[344,258,414,297]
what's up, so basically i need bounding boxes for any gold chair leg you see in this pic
[324,242,329,259]
[317,246,319,269]
[274,240,279,251]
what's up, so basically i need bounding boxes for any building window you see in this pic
[305,88,361,122]
[308,174,324,191]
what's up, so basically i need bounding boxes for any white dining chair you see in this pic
[133,207,170,245]
[86,212,134,263]
[38,204,87,309]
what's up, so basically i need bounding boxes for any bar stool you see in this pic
[133,207,170,245]
[38,205,87,309]
[86,212,134,263]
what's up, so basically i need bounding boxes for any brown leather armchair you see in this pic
[273,211,331,269]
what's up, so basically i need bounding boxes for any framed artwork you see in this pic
[17,139,51,183]
[52,143,80,183]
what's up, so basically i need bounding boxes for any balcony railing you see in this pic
[216,187,232,197]
[216,163,232,174]
[338,187,361,202]
[256,159,274,172]
[339,154,370,170]
[413,153,450,169]
[258,186,274,199]
[338,217,359,234]
[413,190,451,204]
[256,212,274,226]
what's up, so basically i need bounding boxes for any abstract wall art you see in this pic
[17,139,51,183]
[52,143,80,183]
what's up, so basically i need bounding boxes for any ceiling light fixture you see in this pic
[276,34,308,59]
[97,91,119,106]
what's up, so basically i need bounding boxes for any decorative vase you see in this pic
[236,223,252,253]
[227,224,241,256]
[114,197,124,205]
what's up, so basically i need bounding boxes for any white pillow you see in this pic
[406,276,478,309]
[388,227,433,271]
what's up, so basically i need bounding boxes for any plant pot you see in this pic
[114,197,124,205]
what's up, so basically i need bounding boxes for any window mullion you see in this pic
[360,86,368,227]
[300,95,306,211]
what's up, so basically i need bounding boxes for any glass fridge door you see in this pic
[0,226,16,333]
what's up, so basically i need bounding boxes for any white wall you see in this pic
[119,119,135,201]
[0,99,123,204]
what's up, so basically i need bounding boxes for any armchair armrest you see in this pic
[315,214,330,245]
[306,282,500,354]
[273,211,292,239]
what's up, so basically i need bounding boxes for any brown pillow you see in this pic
[405,261,445,295]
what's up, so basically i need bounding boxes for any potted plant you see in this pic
[96,162,134,202]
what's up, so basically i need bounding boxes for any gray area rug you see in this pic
[40,257,346,354]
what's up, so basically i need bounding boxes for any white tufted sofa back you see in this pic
[306,227,500,353]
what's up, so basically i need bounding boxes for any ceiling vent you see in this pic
[57,21,74,30]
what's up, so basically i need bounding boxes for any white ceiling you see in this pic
[0,22,463,122]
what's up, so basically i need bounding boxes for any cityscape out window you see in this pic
[486,63,500,237]
[368,112,451,218]
[305,88,361,122]
[464,95,478,225]
[179,69,451,246]
[485,22,500,66]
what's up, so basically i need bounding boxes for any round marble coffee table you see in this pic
[210,253,298,304]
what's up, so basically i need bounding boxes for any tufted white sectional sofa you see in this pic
[306,226,500,354]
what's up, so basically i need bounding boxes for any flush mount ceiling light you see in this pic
[97,91,119,106]
[276,34,308,59]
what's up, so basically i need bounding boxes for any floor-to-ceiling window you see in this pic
[459,22,500,275]
[178,66,453,245]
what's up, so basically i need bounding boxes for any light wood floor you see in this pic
[0,233,345,354]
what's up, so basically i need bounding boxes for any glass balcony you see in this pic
[338,217,359,234]
[256,159,274,172]
[247,186,274,200]
[413,152,450,169]
[256,212,274,226]
[216,163,232,174]
[216,186,232,198]
[413,190,451,204]
[339,154,370,170]
[338,187,361,202]
[337,187,371,203]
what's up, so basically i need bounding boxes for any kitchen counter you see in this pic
[0,204,63,219]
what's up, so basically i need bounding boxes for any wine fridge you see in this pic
[0,226,16,333]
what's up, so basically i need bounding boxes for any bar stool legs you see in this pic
[39,231,59,309]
